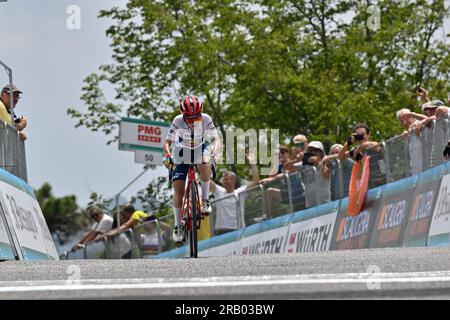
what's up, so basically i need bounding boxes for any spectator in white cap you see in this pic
[301,141,331,208]
[0,84,27,141]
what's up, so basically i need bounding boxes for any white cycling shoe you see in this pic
[172,225,185,243]
[202,199,212,215]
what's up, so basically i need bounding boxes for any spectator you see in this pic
[101,203,171,258]
[137,215,172,257]
[260,145,302,218]
[301,141,331,208]
[209,152,260,234]
[72,206,113,251]
[338,123,380,162]
[291,134,309,165]
[396,108,431,136]
[322,144,354,200]
[422,100,445,119]
[0,84,27,141]
[102,203,164,238]
[417,86,449,119]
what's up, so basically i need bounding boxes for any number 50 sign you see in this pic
[134,150,163,166]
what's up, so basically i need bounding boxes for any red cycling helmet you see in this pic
[179,95,203,118]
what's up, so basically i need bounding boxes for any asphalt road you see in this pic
[1,247,450,300]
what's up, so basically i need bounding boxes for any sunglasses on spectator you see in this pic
[294,142,305,148]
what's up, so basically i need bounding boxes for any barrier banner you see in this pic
[403,167,443,247]
[240,215,291,255]
[428,173,450,246]
[200,230,243,257]
[285,202,338,253]
[369,176,417,248]
[331,188,382,250]
[0,210,15,260]
[0,181,59,260]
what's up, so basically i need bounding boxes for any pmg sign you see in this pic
[119,118,170,152]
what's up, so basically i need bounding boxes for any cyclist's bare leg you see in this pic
[172,180,185,226]
[198,163,212,213]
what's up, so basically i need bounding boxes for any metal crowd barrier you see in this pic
[60,215,177,260]
[60,117,450,259]
[0,121,27,182]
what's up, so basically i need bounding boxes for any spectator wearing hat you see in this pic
[422,100,445,119]
[301,141,331,208]
[0,84,27,141]
[417,86,449,119]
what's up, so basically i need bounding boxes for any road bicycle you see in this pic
[169,160,216,258]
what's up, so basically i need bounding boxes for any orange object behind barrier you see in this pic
[347,155,370,216]
[198,214,211,241]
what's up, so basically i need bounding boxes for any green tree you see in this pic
[36,183,89,245]
[68,0,450,192]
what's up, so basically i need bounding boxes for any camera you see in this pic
[444,141,450,159]
[302,152,314,166]
[354,134,364,141]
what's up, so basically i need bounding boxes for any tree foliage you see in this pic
[35,183,89,245]
[67,0,450,200]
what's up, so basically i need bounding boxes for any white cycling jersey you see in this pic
[166,113,219,150]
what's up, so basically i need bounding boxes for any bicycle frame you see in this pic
[180,165,202,258]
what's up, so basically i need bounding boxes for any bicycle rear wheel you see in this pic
[190,181,198,258]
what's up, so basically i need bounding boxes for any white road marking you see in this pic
[1,271,450,292]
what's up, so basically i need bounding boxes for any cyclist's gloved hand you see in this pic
[163,154,174,169]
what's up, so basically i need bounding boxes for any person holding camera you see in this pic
[0,84,27,141]
[338,123,380,162]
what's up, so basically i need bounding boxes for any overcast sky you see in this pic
[0,0,449,209]
[0,0,166,208]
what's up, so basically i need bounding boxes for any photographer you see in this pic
[338,123,380,162]
[0,84,27,141]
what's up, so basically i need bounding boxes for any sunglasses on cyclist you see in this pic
[183,115,202,122]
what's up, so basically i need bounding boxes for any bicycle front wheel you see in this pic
[190,181,198,258]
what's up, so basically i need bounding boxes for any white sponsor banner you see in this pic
[0,180,59,260]
[200,241,240,257]
[429,174,450,238]
[240,226,289,255]
[285,212,337,253]
[134,150,163,166]
[119,118,170,151]
[0,212,11,246]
